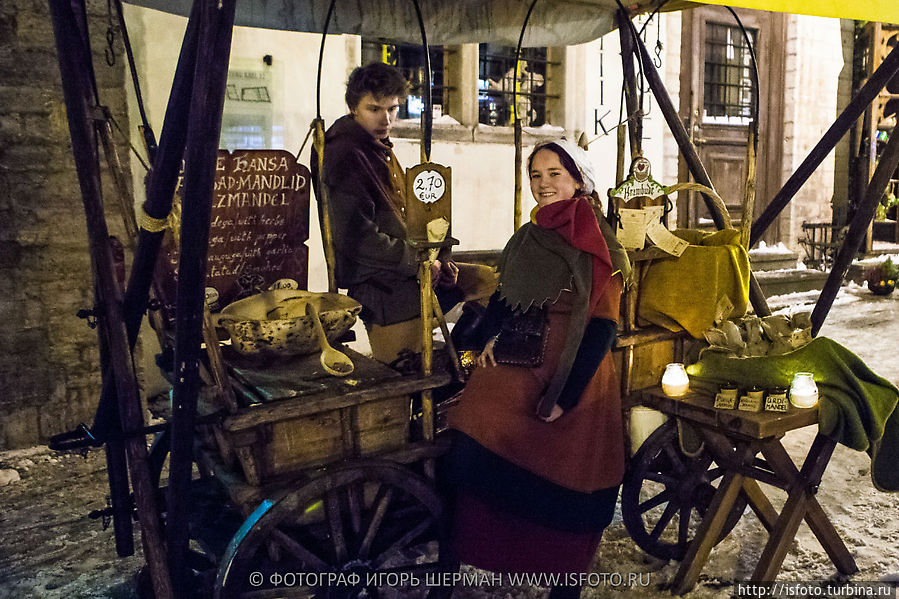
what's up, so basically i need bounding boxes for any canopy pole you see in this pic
[47,0,173,596]
[314,0,337,122]
[723,7,761,251]
[623,15,728,229]
[313,0,338,293]
[812,128,899,335]
[514,118,523,230]
[751,42,899,247]
[616,9,641,158]
[621,13,771,316]
[313,121,338,293]
[512,0,539,231]
[111,0,158,161]
[166,0,237,590]
[614,114,627,192]
[91,0,202,442]
[410,0,433,162]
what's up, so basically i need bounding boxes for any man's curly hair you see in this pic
[345,62,411,110]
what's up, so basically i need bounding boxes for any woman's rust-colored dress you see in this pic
[446,273,624,574]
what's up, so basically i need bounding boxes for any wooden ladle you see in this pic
[306,302,354,376]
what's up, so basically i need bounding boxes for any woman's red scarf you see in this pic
[535,196,613,312]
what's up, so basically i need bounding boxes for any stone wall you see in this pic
[0,0,128,449]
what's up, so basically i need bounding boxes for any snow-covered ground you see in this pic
[1,284,898,598]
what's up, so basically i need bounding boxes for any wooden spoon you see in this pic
[306,302,354,376]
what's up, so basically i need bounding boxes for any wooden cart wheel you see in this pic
[214,459,449,599]
[621,419,747,561]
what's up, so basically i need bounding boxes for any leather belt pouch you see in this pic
[493,306,549,367]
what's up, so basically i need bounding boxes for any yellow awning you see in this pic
[694,1,899,25]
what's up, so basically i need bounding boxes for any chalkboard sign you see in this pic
[158,149,310,314]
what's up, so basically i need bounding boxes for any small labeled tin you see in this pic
[714,382,739,409]
[765,386,789,412]
[738,386,764,412]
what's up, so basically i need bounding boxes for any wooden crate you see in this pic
[261,394,409,478]
[205,348,448,486]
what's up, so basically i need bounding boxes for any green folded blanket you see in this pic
[686,337,899,492]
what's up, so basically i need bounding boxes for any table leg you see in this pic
[672,469,746,594]
[741,479,779,532]
[700,432,779,533]
[759,437,857,577]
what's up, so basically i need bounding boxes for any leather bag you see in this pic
[493,306,550,367]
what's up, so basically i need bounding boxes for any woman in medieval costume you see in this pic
[445,139,631,598]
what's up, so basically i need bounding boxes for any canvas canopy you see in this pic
[122,0,898,46]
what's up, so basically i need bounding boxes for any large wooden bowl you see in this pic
[215,289,361,356]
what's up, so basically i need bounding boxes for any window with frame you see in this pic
[703,23,757,125]
[478,44,548,127]
[220,60,280,149]
[361,39,447,120]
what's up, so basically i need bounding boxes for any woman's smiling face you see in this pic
[529,148,581,207]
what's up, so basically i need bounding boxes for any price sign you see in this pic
[404,162,452,242]
[412,170,446,204]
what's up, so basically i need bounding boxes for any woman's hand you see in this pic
[538,404,565,422]
[478,336,498,368]
[439,260,460,287]
[430,259,443,288]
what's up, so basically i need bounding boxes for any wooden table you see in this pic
[639,387,858,594]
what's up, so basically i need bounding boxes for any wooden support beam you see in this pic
[91,1,202,441]
[812,121,899,335]
[623,17,771,317]
[751,43,899,247]
[47,0,173,596]
[672,470,746,594]
[97,115,139,243]
[165,0,237,592]
[760,439,857,577]
[86,5,202,562]
[93,278,133,558]
[617,9,641,158]
[121,0,201,336]
[755,436,855,580]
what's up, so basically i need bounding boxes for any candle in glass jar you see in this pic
[662,363,690,397]
[790,372,819,408]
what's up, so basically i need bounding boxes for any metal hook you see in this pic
[105,27,116,66]
[654,39,663,68]
[77,307,99,329]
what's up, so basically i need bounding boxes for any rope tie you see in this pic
[137,203,171,233]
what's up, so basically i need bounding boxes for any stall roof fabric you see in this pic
[122,0,898,45]
[121,0,679,46]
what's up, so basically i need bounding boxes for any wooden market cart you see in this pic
[43,0,899,597]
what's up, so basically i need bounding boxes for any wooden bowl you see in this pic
[215,289,361,356]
